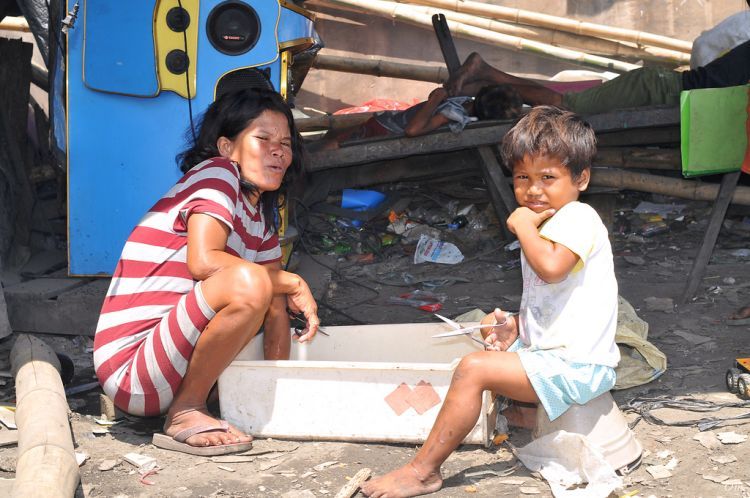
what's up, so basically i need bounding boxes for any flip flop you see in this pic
[152,420,253,456]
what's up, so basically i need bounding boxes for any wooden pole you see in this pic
[400,0,692,53]
[11,335,79,498]
[297,110,376,132]
[315,0,640,73]
[591,168,750,205]
[404,4,688,65]
[334,468,372,498]
[312,54,449,84]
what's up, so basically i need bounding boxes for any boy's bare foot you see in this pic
[164,406,252,447]
[502,403,538,430]
[446,52,486,96]
[361,463,442,498]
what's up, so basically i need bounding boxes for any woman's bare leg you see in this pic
[362,351,537,498]
[163,263,274,448]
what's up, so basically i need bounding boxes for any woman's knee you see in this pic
[213,263,273,312]
[454,352,492,384]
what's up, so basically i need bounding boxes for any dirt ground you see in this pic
[1,181,749,498]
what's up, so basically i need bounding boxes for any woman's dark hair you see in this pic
[474,84,523,121]
[176,88,303,232]
[500,105,596,181]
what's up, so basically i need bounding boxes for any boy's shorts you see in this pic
[508,339,616,421]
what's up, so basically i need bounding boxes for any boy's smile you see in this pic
[512,154,590,212]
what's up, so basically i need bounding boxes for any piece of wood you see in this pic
[298,111,377,132]
[312,54,449,85]
[334,467,372,498]
[594,147,680,170]
[11,334,79,497]
[475,146,516,239]
[5,278,107,337]
[306,106,681,172]
[591,168,750,206]
[318,0,640,73]
[402,0,693,53]
[0,429,19,447]
[680,171,742,304]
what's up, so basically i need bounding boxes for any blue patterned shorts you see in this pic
[508,339,616,421]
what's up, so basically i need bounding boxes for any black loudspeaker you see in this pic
[206,1,261,55]
[216,67,273,99]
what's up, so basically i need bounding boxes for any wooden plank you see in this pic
[6,279,108,336]
[680,171,742,304]
[4,278,87,300]
[334,467,372,498]
[0,285,10,339]
[596,126,680,147]
[306,106,681,172]
[475,146,516,239]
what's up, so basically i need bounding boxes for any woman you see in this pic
[93,88,319,455]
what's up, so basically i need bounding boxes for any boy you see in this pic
[362,106,619,498]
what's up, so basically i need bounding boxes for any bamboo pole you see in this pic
[0,17,30,33]
[11,335,79,498]
[591,168,750,205]
[401,0,692,54]
[312,53,449,84]
[404,4,688,65]
[316,0,640,73]
[297,110,377,132]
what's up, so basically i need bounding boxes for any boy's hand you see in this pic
[506,206,556,235]
[480,308,518,352]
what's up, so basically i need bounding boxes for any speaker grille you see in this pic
[216,67,274,100]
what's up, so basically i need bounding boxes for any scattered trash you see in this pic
[388,290,446,312]
[645,465,672,479]
[633,201,686,217]
[709,454,737,464]
[702,474,729,483]
[464,484,478,493]
[313,461,339,472]
[623,255,645,266]
[217,465,235,472]
[643,297,674,312]
[519,487,541,495]
[259,458,287,471]
[504,240,520,252]
[730,248,750,258]
[75,451,89,466]
[640,220,669,237]
[122,452,157,470]
[516,431,622,497]
[625,396,750,431]
[672,330,713,346]
[98,459,119,471]
[716,431,748,444]
[211,455,255,463]
[414,235,464,265]
[693,432,722,450]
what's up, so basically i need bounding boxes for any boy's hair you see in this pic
[474,84,523,121]
[500,105,596,180]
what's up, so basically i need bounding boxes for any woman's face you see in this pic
[218,109,293,204]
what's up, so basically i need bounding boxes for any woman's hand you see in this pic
[480,308,518,352]
[286,277,319,342]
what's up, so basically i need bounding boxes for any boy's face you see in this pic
[512,154,590,213]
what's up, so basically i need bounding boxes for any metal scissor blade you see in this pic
[434,313,462,330]
[431,325,487,338]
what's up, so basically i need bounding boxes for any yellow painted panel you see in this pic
[154,0,199,99]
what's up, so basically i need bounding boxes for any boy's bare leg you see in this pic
[447,52,564,107]
[362,351,537,498]
[164,263,274,448]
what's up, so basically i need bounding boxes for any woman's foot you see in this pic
[164,406,252,447]
[361,463,442,498]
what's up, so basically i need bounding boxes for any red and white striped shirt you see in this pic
[93,157,280,387]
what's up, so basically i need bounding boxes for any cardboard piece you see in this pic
[680,85,749,177]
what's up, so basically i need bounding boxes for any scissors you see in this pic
[288,309,330,337]
[431,313,517,348]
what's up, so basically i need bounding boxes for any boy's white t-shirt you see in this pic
[518,201,620,368]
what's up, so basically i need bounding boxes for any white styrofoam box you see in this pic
[218,322,498,445]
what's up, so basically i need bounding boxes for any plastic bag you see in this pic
[414,235,464,265]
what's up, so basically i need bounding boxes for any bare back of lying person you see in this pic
[310,63,524,151]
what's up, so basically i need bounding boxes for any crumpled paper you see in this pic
[516,431,623,497]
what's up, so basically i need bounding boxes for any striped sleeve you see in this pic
[170,159,240,234]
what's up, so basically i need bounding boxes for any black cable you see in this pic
[176,0,196,144]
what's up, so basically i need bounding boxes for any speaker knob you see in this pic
[166,7,191,32]
[166,49,189,74]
